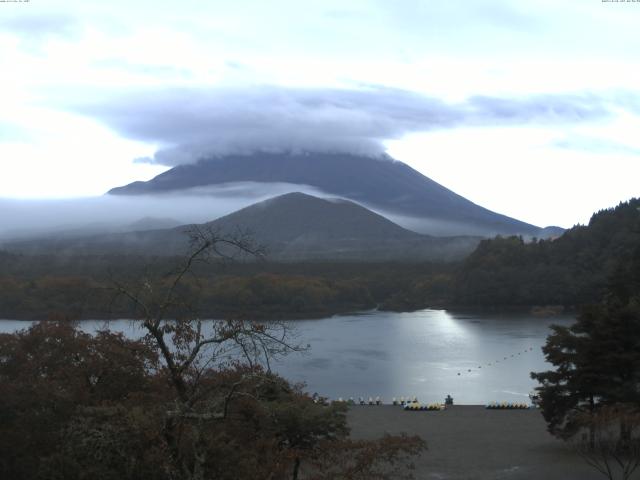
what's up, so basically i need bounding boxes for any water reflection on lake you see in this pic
[0,309,573,404]
[271,309,573,404]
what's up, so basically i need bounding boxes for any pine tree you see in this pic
[531,246,640,440]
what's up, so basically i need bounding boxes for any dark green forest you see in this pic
[528,234,640,476]
[453,198,640,307]
[0,252,454,320]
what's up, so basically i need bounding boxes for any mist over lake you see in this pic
[0,309,572,405]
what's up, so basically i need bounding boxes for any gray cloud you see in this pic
[0,121,30,142]
[71,85,624,166]
[377,0,539,33]
[554,135,640,156]
[466,94,609,123]
[0,13,80,41]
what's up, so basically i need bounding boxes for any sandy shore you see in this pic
[347,405,608,480]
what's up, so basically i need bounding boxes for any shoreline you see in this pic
[0,304,576,322]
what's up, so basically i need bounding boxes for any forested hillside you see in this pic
[0,252,453,319]
[453,198,640,307]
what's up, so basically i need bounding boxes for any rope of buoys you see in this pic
[456,346,537,376]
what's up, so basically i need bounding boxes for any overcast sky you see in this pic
[1,0,639,227]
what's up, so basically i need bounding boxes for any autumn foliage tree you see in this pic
[0,321,160,479]
[0,228,425,479]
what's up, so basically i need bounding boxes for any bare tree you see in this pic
[110,226,306,479]
[573,404,640,480]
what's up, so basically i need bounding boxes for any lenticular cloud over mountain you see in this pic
[72,85,617,167]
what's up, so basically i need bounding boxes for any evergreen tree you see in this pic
[531,245,640,439]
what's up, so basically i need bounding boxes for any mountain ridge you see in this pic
[5,192,480,261]
[107,152,548,237]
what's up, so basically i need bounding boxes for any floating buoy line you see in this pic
[456,346,535,377]
[315,346,539,410]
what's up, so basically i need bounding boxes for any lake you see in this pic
[0,309,573,404]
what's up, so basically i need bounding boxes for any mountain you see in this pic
[5,193,480,261]
[204,192,479,260]
[213,192,421,243]
[536,226,565,240]
[107,152,548,237]
[124,216,182,231]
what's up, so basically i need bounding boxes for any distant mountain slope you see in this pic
[454,198,640,306]
[124,216,182,231]
[210,192,421,243]
[204,192,479,260]
[108,152,543,237]
[6,193,480,261]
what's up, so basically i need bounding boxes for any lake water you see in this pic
[0,309,573,404]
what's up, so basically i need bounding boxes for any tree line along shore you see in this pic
[1,198,638,321]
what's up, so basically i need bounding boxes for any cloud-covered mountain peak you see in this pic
[109,151,543,237]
